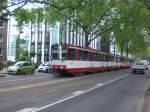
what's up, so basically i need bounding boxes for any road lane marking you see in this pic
[32,73,130,112]
[17,108,38,112]
[96,83,104,87]
[72,91,85,95]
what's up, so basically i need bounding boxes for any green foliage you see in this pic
[6,60,15,67]
[30,45,35,57]
[19,50,28,61]
[113,0,150,58]
[0,0,7,15]
[14,0,150,58]
[0,62,5,70]
[15,9,38,30]
[146,88,150,96]
[16,37,20,61]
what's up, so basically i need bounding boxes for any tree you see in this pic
[14,0,118,47]
[13,0,150,58]
[0,0,30,17]
[15,36,20,61]
[19,50,28,61]
[113,0,150,58]
[0,0,7,15]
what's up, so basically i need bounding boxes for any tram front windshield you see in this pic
[51,45,67,60]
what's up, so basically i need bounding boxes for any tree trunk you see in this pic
[126,47,129,58]
[120,47,123,57]
[101,37,110,53]
[84,32,89,47]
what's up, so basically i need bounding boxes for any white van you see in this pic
[140,60,149,70]
[131,61,146,74]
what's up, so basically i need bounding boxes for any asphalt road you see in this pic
[0,69,149,112]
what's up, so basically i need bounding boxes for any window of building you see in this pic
[0,48,2,56]
[0,34,3,42]
[0,21,4,28]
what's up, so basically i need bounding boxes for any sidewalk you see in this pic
[142,76,150,112]
[0,69,7,77]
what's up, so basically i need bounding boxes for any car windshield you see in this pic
[41,62,49,66]
[13,62,24,66]
[135,62,144,65]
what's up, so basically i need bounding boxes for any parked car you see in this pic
[37,62,50,73]
[7,61,35,75]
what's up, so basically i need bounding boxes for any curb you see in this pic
[142,77,150,112]
[142,95,150,112]
[0,70,7,77]
[0,74,6,77]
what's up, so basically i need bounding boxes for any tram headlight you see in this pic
[50,65,53,69]
[60,66,64,69]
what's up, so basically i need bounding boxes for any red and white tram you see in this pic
[50,44,132,76]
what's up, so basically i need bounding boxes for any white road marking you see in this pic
[17,108,38,112]
[72,91,85,95]
[32,73,130,112]
[96,83,104,87]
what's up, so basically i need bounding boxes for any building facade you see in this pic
[8,19,101,63]
[0,18,8,62]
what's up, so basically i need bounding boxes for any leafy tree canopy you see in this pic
[11,0,150,58]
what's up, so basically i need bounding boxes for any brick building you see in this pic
[0,18,8,62]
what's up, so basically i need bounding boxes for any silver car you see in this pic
[37,62,50,73]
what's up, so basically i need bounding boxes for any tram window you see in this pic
[98,53,103,61]
[79,50,88,61]
[102,54,107,61]
[62,49,67,60]
[51,45,59,60]
[94,53,100,61]
[96,53,100,61]
[68,48,75,60]
[99,53,105,61]
[52,53,59,60]
[62,52,67,60]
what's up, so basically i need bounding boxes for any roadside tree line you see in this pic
[1,0,150,59]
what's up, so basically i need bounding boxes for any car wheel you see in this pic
[143,71,145,74]
[16,70,21,75]
[132,71,135,74]
[45,69,49,73]
[31,69,35,74]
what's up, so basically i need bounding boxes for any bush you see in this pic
[146,88,150,96]
[6,60,15,67]
[0,61,15,70]
[0,62,5,70]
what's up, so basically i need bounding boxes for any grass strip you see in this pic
[146,88,150,96]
